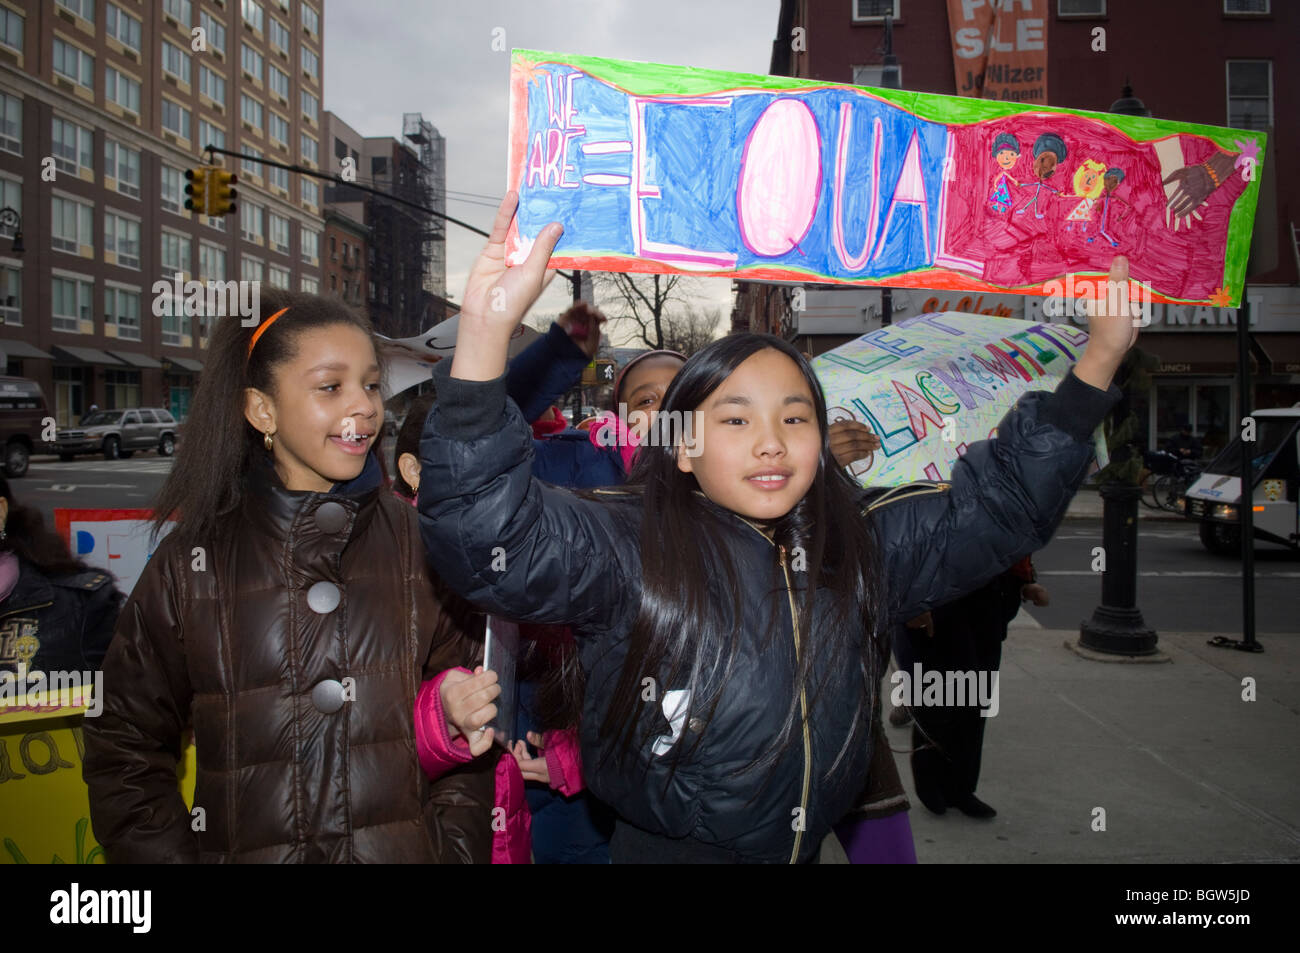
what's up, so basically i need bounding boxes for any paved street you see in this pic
[13,454,173,526]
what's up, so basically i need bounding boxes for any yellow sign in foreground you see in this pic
[0,689,196,864]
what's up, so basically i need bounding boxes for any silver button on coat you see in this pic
[314,500,349,534]
[306,580,341,614]
[311,679,346,714]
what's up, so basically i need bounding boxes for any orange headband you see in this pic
[246,307,290,360]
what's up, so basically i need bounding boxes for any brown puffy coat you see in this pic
[82,461,494,863]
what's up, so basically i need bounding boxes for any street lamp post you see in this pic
[1079,84,1158,657]
[0,207,23,255]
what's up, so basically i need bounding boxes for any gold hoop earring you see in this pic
[264,430,274,451]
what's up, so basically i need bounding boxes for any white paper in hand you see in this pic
[483,616,521,748]
[376,315,542,399]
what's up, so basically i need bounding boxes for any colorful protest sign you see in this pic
[53,509,172,595]
[813,311,1099,488]
[0,688,196,865]
[506,49,1265,307]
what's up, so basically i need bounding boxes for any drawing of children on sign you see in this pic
[1060,158,1106,234]
[1015,133,1067,219]
[988,134,1020,213]
[1088,167,1133,247]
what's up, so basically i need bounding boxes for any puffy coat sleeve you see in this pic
[506,322,591,425]
[417,360,636,634]
[867,369,1119,626]
[81,537,198,863]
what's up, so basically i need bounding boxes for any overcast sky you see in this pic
[323,0,782,333]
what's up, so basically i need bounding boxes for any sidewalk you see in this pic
[841,625,1300,863]
[1065,485,1186,521]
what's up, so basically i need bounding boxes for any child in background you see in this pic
[83,292,494,863]
[414,194,1134,862]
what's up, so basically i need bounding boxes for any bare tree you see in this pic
[595,272,701,350]
[660,305,723,357]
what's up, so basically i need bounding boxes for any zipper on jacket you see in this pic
[779,544,812,865]
[0,601,53,622]
[860,481,950,517]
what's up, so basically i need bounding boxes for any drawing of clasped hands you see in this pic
[1158,142,1246,232]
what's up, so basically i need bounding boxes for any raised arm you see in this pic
[506,304,604,424]
[868,257,1137,624]
[417,194,635,634]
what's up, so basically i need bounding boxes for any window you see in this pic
[162,0,192,24]
[268,64,289,100]
[301,226,319,262]
[301,47,318,81]
[852,65,903,88]
[300,132,318,164]
[851,0,898,19]
[52,276,93,332]
[244,0,265,31]
[300,275,318,294]
[105,213,141,269]
[0,7,22,54]
[1227,61,1272,129]
[51,117,92,175]
[269,17,289,51]
[106,4,141,51]
[241,255,263,282]
[160,307,182,345]
[1057,0,1105,14]
[241,42,263,81]
[56,0,94,23]
[0,92,21,154]
[161,40,191,83]
[301,178,319,208]
[160,165,183,214]
[52,37,94,89]
[104,140,141,198]
[302,4,319,34]
[0,264,20,327]
[268,264,290,289]
[301,89,319,121]
[160,230,190,277]
[199,241,227,280]
[267,164,289,192]
[268,111,288,147]
[269,213,290,253]
[241,94,264,133]
[241,201,264,242]
[52,196,93,253]
[206,214,226,233]
[198,119,225,151]
[199,65,226,105]
[104,287,141,341]
[105,65,141,113]
[0,178,20,237]
[200,11,226,54]
[161,98,190,140]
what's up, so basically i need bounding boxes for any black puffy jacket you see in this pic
[418,361,1118,863]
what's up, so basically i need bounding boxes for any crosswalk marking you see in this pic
[31,459,175,474]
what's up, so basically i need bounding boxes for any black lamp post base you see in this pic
[1079,606,1159,656]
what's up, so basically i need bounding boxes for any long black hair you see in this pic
[600,333,887,780]
[0,476,92,577]
[151,291,384,546]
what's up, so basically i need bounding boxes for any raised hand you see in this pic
[557,301,607,359]
[1073,256,1140,393]
[828,419,881,468]
[452,192,563,382]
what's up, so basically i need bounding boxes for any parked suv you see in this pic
[54,408,179,460]
[0,376,51,478]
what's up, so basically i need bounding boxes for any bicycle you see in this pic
[1141,449,1204,512]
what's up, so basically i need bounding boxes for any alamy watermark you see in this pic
[0,664,103,717]
[151,273,261,327]
[1040,273,1152,327]
[594,405,706,458]
[890,663,1000,718]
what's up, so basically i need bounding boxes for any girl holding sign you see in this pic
[417,193,1134,862]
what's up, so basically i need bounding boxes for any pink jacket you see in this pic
[415,668,531,864]
[588,411,640,474]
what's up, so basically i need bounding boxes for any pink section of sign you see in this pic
[736,99,823,257]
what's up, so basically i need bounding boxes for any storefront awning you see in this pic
[0,339,55,360]
[51,346,125,366]
[1142,335,1261,376]
[107,349,163,369]
[1253,334,1300,376]
[163,357,203,373]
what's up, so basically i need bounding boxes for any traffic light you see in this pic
[183,167,209,215]
[208,170,238,216]
[581,359,617,387]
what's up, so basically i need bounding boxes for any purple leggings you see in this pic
[833,811,918,864]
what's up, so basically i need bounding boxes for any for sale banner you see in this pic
[947,0,1048,104]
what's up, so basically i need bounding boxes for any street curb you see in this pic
[1063,638,1173,663]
